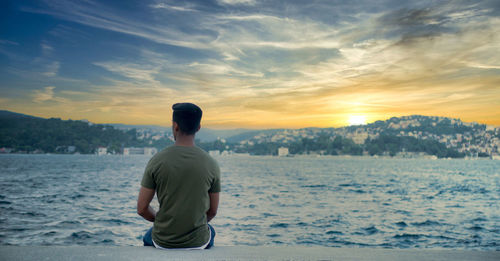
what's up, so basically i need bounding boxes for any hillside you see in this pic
[218,115,499,158]
[0,111,170,154]
[0,110,498,157]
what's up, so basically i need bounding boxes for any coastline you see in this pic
[0,153,498,160]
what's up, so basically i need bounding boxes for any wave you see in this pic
[411,220,442,227]
[362,225,379,235]
[468,225,484,231]
[270,223,289,228]
[395,221,408,227]
[393,233,423,239]
[325,230,343,235]
[301,184,328,188]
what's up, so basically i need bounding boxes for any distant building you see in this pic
[278,147,289,157]
[0,147,13,153]
[209,150,220,157]
[144,147,158,156]
[123,147,157,155]
[123,147,143,155]
[67,146,76,153]
[220,150,232,156]
[97,147,107,156]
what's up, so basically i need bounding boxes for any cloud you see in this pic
[26,0,342,60]
[465,62,500,70]
[217,0,256,6]
[11,0,500,127]
[41,42,53,56]
[93,61,160,83]
[43,61,60,77]
[374,2,496,46]
[32,86,70,104]
[0,39,19,45]
[150,2,198,12]
[24,0,216,50]
[33,86,55,103]
[188,61,263,77]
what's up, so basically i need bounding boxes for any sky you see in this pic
[0,0,499,129]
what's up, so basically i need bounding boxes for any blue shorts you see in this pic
[143,224,215,249]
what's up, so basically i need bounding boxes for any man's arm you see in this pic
[137,186,156,222]
[206,192,219,222]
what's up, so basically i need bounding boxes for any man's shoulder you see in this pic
[190,147,219,170]
[153,146,219,177]
[154,146,214,162]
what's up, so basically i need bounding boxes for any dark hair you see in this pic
[172,103,202,135]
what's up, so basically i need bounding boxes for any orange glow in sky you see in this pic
[1,1,499,128]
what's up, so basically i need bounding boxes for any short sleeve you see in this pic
[141,159,157,189]
[208,161,221,193]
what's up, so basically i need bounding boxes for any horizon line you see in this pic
[2,109,498,130]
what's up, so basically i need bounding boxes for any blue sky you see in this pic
[1,0,499,128]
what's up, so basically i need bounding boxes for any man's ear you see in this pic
[172,121,179,131]
[197,124,201,132]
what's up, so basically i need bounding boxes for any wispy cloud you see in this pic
[217,0,256,6]
[93,61,160,83]
[23,0,215,50]
[4,0,499,127]
[188,61,263,77]
[33,86,56,103]
[465,62,500,69]
[150,2,198,12]
[43,61,60,77]
[0,39,19,45]
[40,42,53,56]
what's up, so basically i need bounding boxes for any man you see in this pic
[137,103,220,249]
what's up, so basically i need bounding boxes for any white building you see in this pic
[278,147,289,157]
[144,147,158,156]
[123,147,157,155]
[123,147,144,155]
[209,150,220,157]
[97,147,107,156]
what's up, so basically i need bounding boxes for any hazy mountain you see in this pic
[106,123,254,142]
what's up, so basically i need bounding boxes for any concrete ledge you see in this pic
[0,246,498,261]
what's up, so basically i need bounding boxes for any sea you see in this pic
[0,154,498,249]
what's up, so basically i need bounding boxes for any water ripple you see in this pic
[0,154,498,250]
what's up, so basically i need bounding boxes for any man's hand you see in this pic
[137,186,156,222]
[207,192,219,222]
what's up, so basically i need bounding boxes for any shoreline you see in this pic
[0,153,497,160]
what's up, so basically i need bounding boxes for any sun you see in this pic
[347,115,367,126]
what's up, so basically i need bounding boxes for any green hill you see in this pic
[0,111,149,154]
[1,111,496,157]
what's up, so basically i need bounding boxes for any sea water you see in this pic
[0,154,498,249]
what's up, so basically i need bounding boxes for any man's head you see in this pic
[172,103,202,136]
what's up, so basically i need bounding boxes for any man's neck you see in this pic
[174,135,196,147]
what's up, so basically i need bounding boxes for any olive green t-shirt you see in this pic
[141,145,220,248]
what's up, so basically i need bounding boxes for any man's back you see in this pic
[141,145,220,248]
